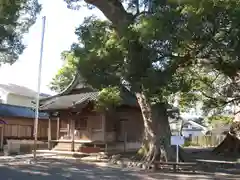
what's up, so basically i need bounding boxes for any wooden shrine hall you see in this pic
[39,73,144,153]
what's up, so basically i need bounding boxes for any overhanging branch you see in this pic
[84,0,134,32]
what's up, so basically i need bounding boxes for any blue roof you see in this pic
[0,104,49,119]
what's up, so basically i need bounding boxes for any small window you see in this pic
[76,117,87,130]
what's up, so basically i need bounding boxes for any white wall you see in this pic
[6,94,35,107]
[0,89,9,104]
[182,130,205,138]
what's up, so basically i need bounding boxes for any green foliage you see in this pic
[179,0,240,79]
[208,115,233,125]
[72,17,124,89]
[95,86,122,111]
[61,0,240,114]
[49,51,77,92]
[183,140,199,147]
[0,0,41,64]
[71,7,197,105]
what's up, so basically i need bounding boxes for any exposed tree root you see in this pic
[127,144,194,170]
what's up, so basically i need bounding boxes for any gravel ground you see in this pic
[0,155,239,180]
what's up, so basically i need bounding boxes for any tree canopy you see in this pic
[55,0,240,106]
[49,1,240,117]
[49,0,240,119]
[0,0,41,64]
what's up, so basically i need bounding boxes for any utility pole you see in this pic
[33,16,46,160]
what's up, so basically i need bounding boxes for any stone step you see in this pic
[53,143,82,151]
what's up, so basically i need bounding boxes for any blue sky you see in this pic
[0,0,105,95]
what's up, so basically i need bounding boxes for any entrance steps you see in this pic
[53,142,83,151]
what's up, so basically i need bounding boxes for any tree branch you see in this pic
[84,0,134,32]
[234,110,240,115]
[133,11,150,19]
[200,89,240,108]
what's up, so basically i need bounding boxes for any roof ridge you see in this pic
[39,73,80,102]
[40,72,94,102]
[59,73,80,95]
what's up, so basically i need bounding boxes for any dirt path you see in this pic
[0,156,239,180]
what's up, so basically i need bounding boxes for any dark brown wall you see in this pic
[58,111,103,141]
[57,105,144,142]
[105,106,143,142]
[116,107,143,142]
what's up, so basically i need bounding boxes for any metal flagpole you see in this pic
[33,16,46,160]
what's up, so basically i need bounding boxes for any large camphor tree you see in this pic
[62,0,200,164]
[0,0,41,64]
[58,0,240,163]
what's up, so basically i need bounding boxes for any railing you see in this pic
[60,128,68,132]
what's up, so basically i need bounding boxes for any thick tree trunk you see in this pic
[135,92,173,164]
[213,121,240,155]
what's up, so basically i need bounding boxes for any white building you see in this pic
[170,119,209,137]
[0,84,50,107]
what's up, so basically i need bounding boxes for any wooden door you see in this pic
[117,119,127,141]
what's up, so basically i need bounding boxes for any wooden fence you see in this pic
[187,135,226,147]
[4,124,48,139]
[4,124,33,138]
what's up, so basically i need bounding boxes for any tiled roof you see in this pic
[40,86,140,111]
[39,73,179,112]
[40,92,99,111]
[0,103,49,119]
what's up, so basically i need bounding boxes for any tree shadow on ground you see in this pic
[0,157,239,180]
[183,147,240,173]
[0,158,144,180]
[184,147,240,162]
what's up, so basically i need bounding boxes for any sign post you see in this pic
[171,136,184,164]
[176,144,179,163]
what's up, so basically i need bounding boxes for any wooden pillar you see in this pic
[71,118,75,152]
[67,119,70,138]
[0,125,3,150]
[56,117,60,140]
[48,117,52,150]
[102,113,106,142]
